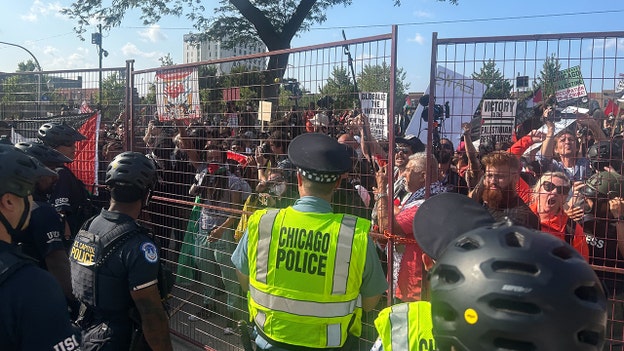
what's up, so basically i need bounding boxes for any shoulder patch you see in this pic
[140,242,159,263]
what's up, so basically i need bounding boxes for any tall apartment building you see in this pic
[182,34,267,74]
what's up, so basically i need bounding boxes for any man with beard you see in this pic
[575,170,624,348]
[437,138,468,195]
[471,150,539,229]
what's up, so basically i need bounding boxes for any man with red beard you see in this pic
[472,151,539,229]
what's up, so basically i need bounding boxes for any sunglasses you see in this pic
[542,181,570,195]
[394,147,412,155]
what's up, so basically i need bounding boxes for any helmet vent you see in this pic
[491,260,538,275]
[574,285,600,303]
[455,237,480,251]
[503,231,526,247]
[577,330,601,346]
[493,338,536,351]
[490,298,541,315]
[437,266,462,285]
[551,245,574,260]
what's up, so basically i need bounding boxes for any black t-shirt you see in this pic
[0,242,79,351]
[13,201,65,268]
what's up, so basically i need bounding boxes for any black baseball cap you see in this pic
[395,134,425,152]
[288,133,351,183]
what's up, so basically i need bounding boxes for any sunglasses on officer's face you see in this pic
[542,181,570,195]
[394,147,411,155]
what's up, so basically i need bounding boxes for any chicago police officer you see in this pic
[0,144,80,350]
[232,133,388,350]
[69,152,172,351]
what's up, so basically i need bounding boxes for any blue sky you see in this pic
[2,0,624,92]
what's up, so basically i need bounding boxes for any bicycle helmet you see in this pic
[430,222,606,351]
[587,140,622,171]
[580,171,624,200]
[105,151,157,191]
[14,142,72,166]
[37,122,86,147]
[0,144,57,197]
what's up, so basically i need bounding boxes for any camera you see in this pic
[419,95,450,122]
[259,142,272,157]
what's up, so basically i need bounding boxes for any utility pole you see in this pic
[92,25,108,109]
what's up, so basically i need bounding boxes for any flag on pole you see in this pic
[525,87,543,108]
[604,99,619,117]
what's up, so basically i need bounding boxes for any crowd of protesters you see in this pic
[4,94,623,348]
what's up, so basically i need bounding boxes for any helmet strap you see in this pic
[0,196,30,240]
[142,188,153,209]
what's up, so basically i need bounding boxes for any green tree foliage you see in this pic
[319,66,357,111]
[159,53,175,66]
[472,59,513,99]
[100,72,125,106]
[357,62,410,113]
[534,54,561,101]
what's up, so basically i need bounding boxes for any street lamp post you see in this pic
[0,41,42,117]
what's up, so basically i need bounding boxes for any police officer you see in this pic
[13,141,79,316]
[37,122,93,246]
[0,144,80,351]
[69,152,173,351]
[232,133,388,350]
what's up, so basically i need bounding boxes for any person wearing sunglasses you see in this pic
[529,172,588,259]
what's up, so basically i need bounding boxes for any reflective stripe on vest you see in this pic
[256,209,279,283]
[374,302,435,351]
[250,284,361,318]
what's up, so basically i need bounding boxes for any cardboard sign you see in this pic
[360,92,388,140]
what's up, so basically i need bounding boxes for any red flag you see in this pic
[67,111,100,194]
[604,99,619,117]
[226,150,249,167]
[525,87,542,108]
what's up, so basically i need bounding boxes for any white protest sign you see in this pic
[360,92,388,140]
[480,99,517,146]
[405,66,486,144]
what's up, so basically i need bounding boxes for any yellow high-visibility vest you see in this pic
[247,207,370,348]
[374,302,435,351]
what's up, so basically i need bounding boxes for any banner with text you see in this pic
[155,67,201,121]
[360,92,388,140]
[405,66,486,143]
[555,66,587,103]
[480,99,517,146]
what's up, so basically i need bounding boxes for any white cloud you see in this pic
[407,33,425,45]
[138,25,167,43]
[121,42,163,60]
[20,0,65,22]
[413,10,433,18]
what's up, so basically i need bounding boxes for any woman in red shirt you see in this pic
[529,171,589,260]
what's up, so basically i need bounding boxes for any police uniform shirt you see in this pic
[50,165,88,214]
[0,241,79,351]
[13,201,65,268]
[231,195,388,299]
[87,209,160,294]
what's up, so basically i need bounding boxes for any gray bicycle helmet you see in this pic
[430,222,606,351]
[580,171,624,200]
[0,144,57,197]
[37,122,86,147]
[105,151,157,191]
[14,142,72,166]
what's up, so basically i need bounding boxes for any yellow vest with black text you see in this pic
[247,207,370,348]
[374,302,435,351]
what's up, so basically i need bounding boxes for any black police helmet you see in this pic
[0,144,57,197]
[37,122,86,147]
[14,142,72,166]
[580,171,624,200]
[105,151,157,191]
[587,140,622,171]
[430,222,607,351]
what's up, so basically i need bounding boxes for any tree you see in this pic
[319,66,357,111]
[472,59,513,100]
[158,53,175,67]
[62,0,457,100]
[534,54,561,102]
[358,62,410,113]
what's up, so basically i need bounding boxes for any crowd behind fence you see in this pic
[2,29,624,350]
